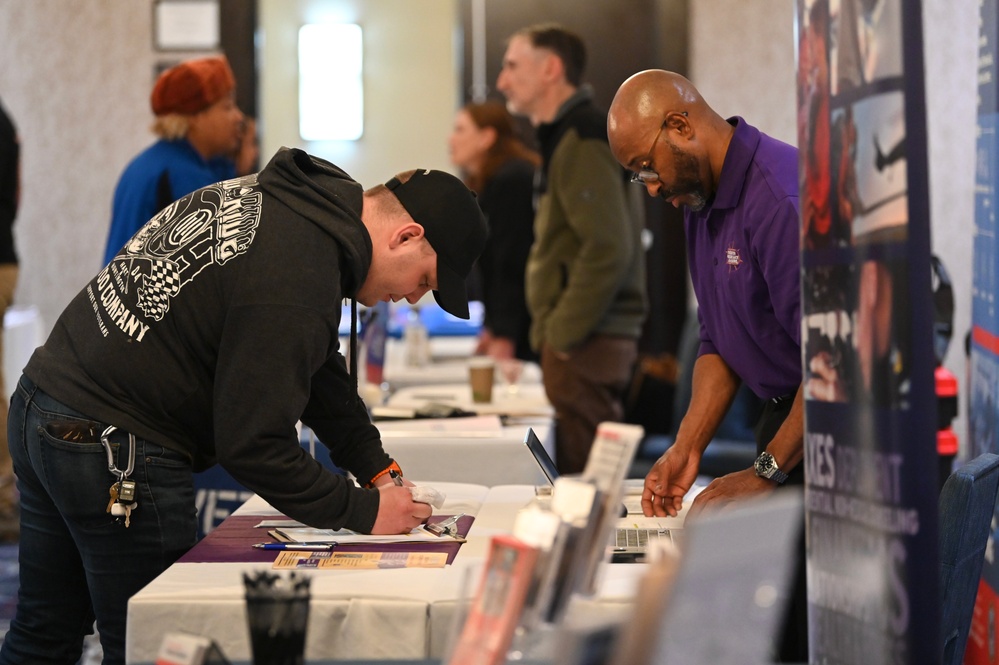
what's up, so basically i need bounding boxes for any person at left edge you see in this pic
[102,55,244,265]
[0,150,488,665]
[0,98,21,543]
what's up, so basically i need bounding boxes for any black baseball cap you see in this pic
[385,170,488,319]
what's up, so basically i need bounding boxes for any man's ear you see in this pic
[542,51,564,84]
[666,110,691,138]
[390,222,426,248]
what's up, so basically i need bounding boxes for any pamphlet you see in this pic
[576,422,644,595]
[447,535,540,665]
[272,550,449,570]
[271,525,463,544]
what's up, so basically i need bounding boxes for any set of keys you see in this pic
[106,478,137,527]
[101,426,138,528]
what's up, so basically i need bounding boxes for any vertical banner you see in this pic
[966,0,999,661]
[797,0,939,662]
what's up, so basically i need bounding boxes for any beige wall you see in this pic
[0,0,459,335]
[258,0,459,187]
[0,1,156,333]
[689,0,798,145]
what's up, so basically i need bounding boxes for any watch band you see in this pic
[767,466,789,484]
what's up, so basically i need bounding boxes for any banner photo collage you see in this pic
[797,0,940,662]
[968,0,999,661]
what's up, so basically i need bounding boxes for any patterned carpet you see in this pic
[0,542,15,639]
[0,544,102,663]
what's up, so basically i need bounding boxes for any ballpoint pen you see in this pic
[252,542,336,551]
[390,469,404,486]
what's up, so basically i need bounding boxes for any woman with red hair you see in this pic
[449,101,540,362]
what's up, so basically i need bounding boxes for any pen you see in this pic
[390,469,404,486]
[252,543,336,551]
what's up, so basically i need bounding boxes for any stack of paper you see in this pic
[271,525,462,544]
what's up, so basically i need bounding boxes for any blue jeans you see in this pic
[0,375,198,665]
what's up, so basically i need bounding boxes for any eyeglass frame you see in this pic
[629,111,688,185]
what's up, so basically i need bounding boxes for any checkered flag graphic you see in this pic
[136,258,182,321]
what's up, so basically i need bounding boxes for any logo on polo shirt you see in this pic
[726,243,743,271]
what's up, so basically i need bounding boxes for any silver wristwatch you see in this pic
[754,451,788,484]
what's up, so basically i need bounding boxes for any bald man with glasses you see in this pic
[608,69,806,662]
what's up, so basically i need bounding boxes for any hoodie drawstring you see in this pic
[349,298,358,407]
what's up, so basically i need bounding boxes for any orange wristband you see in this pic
[367,461,403,488]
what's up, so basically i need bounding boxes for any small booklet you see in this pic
[270,525,463,544]
[446,534,540,665]
[272,550,449,570]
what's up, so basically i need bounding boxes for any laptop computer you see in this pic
[524,427,559,486]
[523,427,672,558]
[610,491,804,664]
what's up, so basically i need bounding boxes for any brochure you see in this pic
[447,535,540,665]
[272,550,449,570]
[270,525,462,544]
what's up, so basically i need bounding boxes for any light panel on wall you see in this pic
[299,23,363,141]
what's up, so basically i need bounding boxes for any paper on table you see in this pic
[620,481,707,517]
[272,525,463,544]
[255,519,306,529]
[376,414,504,437]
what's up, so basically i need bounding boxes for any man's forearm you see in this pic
[673,353,742,455]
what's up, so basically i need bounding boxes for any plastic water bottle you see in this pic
[404,308,429,367]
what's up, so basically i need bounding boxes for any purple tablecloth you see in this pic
[178,514,474,564]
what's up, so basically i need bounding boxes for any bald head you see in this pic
[609,71,701,128]
[608,70,713,164]
[607,69,734,208]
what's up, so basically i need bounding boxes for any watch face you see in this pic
[756,453,775,477]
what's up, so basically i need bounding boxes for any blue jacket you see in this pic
[104,139,234,264]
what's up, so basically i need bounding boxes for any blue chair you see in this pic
[192,426,346,539]
[939,452,999,664]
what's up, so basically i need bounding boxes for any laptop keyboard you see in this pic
[615,527,673,548]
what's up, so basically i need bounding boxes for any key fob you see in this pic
[118,480,136,503]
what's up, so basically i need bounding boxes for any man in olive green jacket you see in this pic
[498,24,647,473]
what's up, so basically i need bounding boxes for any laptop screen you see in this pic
[524,428,558,485]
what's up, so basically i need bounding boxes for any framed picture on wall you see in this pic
[153,0,220,51]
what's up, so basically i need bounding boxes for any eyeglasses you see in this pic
[629,112,687,185]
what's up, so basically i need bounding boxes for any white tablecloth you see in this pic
[3,304,43,397]
[378,336,542,391]
[381,337,477,389]
[125,484,647,663]
[376,417,554,487]
[386,382,552,419]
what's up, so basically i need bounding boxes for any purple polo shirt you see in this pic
[686,117,801,399]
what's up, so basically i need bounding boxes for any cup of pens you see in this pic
[243,570,311,665]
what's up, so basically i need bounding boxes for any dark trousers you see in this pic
[541,335,637,475]
[755,396,808,663]
[0,375,197,665]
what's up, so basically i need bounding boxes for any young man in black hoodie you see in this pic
[0,148,487,665]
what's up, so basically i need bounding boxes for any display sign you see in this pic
[797,0,939,661]
[966,0,999,661]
